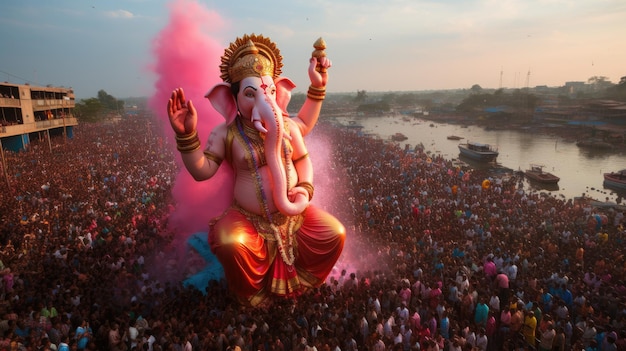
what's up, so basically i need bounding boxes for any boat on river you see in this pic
[524,164,560,184]
[576,138,614,150]
[391,132,408,141]
[458,141,498,162]
[345,120,363,129]
[604,169,626,190]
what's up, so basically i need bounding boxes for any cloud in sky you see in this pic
[103,9,136,19]
[0,0,624,99]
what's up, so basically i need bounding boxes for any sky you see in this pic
[1,0,625,100]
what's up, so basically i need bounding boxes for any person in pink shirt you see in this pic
[429,283,442,310]
[486,311,497,339]
[499,305,512,336]
[2,269,14,293]
[399,279,412,306]
[484,256,497,280]
[409,311,421,335]
[495,271,510,310]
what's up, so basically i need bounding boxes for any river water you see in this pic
[332,115,626,203]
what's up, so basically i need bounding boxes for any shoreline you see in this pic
[321,108,626,154]
[419,112,626,154]
[320,114,626,205]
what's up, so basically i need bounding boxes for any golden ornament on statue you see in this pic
[220,34,283,83]
[312,37,327,73]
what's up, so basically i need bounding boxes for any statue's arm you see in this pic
[181,123,227,181]
[290,125,314,202]
[294,54,331,136]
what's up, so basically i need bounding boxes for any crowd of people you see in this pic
[0,112,625,351]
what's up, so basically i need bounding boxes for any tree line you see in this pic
[349,75,626,115]
[75,75,626,122]
[74,90,125,122]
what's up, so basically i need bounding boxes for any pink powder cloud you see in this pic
[148,0,233,238]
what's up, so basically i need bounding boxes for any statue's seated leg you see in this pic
[295,205,346,288]
[210,208,271,305]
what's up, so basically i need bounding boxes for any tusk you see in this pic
[253,120,268,133]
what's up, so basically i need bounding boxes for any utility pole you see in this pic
[525,69,532,122]
[0,139,10,190]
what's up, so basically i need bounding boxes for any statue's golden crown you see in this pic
[220,34,283,83]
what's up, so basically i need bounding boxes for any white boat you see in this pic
[604,169,626,190]
[524,164,560,184]
[458,141,498,162]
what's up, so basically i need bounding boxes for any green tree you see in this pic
[395,93,417,105]
[97,90,125,111]
[75,98,104,122]
[354,90,368,103]
[456,93,491,111]
[587,76,613,92]
[456,89,538,112]
[381,93,396,104]
[470,84,483,94]
[356,101,390,114]
[605,75,626,101]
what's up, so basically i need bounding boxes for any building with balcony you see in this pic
[0,82,78,152]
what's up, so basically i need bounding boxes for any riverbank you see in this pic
[419,112,626,153]
[328,113,626,204]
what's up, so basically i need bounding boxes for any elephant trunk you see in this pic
[256,96,308,216]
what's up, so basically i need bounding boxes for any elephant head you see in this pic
[206,75,309,216]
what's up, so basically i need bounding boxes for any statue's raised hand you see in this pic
[308,56,331,88]
[167,87,197,135]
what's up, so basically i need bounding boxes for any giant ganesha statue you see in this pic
[166,34,345,307]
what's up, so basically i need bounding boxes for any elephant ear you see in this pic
[275,77,296,116]
[205,83,238,125]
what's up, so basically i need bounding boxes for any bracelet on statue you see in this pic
[307,85,326,101]
[296,181,315,201]
[203,150,223,165]
[175,130,201,153]
[292,153,309,164]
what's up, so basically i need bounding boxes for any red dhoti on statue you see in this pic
[209,204,345,306]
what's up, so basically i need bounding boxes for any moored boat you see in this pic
[524,164,560,184]
[447,135,463,140]
[576,139,614,150]
[345,120,363,129]
[458,141,498,162]
[603,169,626,190]
[391,132,408,141]
[588,199,626,211]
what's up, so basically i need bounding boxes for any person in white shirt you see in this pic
[474,328,488,351]
[489,291,500,313]
[128,320,139,350]
[506,263,518,283]
[457,274,470,293]
[396,302,409,324]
